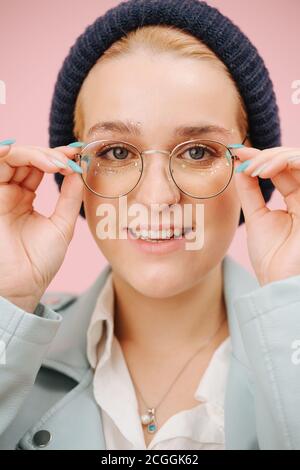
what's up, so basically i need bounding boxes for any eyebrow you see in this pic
[86,120,233,141]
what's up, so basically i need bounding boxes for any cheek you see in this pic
[83,190,119,247]
[83,190,99,238]
[204,184,240,242]
[83,191,127,264]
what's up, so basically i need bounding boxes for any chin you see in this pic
[124,266,193,299]
[131,279,187,299]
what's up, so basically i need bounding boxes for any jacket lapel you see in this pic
[222,255,259,367]
[42,263,112,382]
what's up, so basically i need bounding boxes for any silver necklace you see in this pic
[124,313,227,434]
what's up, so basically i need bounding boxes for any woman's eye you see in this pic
[182,146,215,161]
[96,146,130,160]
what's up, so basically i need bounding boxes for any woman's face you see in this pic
[79,50,243,297]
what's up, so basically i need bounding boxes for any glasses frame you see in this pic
[74,133,249,199]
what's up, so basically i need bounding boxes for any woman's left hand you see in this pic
[233,145,300,286]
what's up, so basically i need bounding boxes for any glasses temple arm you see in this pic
[242,133,249,145]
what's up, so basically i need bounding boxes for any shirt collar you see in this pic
[86,270,115,370]
[85,269,233,448]
[195,336,232,409]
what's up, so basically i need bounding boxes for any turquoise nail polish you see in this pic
[82,155,91,171]
[51,158,67,169]
[228,144,245,149]
[67,159,83,174]
[67,141,85,148]
[234,159,251,173]
[0,138,16,146]
[225,149,232,163]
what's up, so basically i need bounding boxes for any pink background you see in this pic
[1,0,299,293]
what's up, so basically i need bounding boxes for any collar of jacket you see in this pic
[41,255,259,383]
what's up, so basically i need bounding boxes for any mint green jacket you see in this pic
[0,255,300,450]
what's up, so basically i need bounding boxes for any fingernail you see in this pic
[228,144,245,149]
[225,150,231,162]
[67,159,83,174]
[50,158,68,169]
[67,141,85,148]
[234,159,251,173]
[82,155,91,171]
[250,162,270,177]
[0,138,16,146]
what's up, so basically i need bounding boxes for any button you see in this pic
[32,430,52,448]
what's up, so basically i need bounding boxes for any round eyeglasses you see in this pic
[74,134,248,199]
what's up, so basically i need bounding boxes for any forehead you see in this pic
[80,52,239,139]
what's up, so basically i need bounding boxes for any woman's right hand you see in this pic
[0,142,85,313]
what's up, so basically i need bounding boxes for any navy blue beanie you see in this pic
[49,0,281,225]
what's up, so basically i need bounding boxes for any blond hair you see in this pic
[74,24,248,141]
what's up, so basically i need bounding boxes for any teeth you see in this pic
[128,227,194,240]
[141,229,174,240]
[183,227,193,236]
[161,229,172,239]
[173,228,182,237]
[128,228,184,240]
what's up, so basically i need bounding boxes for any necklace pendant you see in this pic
[147,420,157,434]
[141,408,158,433]
[147,408,157,434]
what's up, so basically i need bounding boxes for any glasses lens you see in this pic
[80,140,142,197]
[170,140,232,198]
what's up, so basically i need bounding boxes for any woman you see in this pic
[0,0,300,450]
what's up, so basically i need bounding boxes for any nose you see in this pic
[133,150,181,207]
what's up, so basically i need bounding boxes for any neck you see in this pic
[113,261,228,358]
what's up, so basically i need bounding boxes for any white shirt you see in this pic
[86,270,232,450]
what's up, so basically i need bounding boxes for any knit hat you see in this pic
[49,0,281,225]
